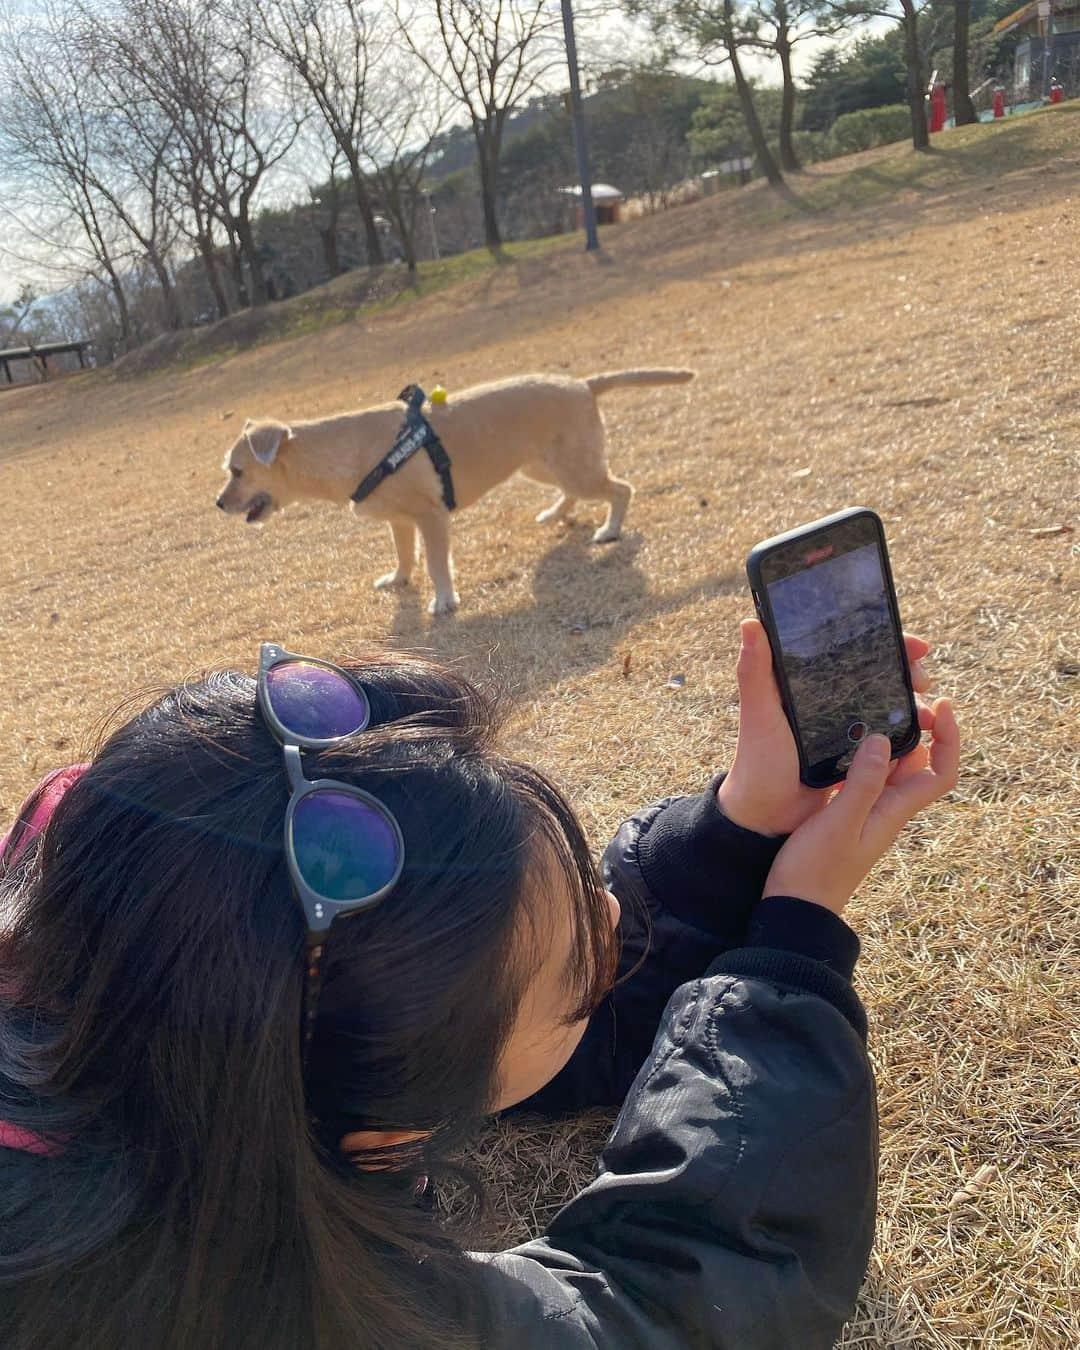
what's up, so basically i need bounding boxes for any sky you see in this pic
[768,544,890,658]
[0,7,889,307]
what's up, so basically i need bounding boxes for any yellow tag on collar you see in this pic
[430,385,448,404]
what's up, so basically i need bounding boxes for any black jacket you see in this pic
[472,784,878,1348]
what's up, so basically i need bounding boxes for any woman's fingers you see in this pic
[828,735,894,832]
[904,634,931,662]
[887,741,929,786]
[877,700,960,826]
[904,635,931,694]
[927,698,960,784]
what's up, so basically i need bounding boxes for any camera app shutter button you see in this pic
[846,720,869,743]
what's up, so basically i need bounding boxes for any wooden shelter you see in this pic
[0,341,88,386]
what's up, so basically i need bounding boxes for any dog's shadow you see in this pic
[386,528,742,698]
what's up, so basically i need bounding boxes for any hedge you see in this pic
[827,104,913,155]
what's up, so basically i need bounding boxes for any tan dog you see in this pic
[216,368,695,614]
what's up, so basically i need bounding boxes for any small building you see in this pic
[994,1,1080,100]
[557,183,624,227]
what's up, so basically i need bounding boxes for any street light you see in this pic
[560,0,599,252]
[422,189,440,261]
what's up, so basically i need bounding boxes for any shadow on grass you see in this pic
[385,527,742,699]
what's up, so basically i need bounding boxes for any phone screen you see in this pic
[758,514,916,782]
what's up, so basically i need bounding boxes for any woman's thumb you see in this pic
[736,620,783,718]
[835,735,893,826]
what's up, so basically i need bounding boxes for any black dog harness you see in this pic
[350,384,456,511]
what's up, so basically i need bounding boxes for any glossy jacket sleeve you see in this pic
[473,963,877,1348]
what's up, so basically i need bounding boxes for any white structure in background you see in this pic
[701,158,755,194]
[557,182,624,226]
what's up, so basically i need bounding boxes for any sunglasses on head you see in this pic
[257,643,405,1062]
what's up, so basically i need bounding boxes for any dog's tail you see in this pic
[585,368,696,397]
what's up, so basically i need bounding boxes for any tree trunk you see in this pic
[901,0,930,151]
[236,209,269,307]
[319,173,343,278]
[355,183,385,266]
[148,251,182,330]
[724,3,783,185]
[197,232,230,318]
[94,250,131,347]
[476,130,503,248]
[776,33,800,172]
[343,147,384,266]
[320,225,341,279]
[953,0,979,125]
[109,272,132,345]
[400,205,418,274]
[222,220,248,309]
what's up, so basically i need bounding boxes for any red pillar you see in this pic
[929,83,947,133]
[992,87,1006,119]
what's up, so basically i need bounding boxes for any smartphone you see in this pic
[746,507,919,787]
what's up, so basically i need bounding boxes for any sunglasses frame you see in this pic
[257,642,406,1059]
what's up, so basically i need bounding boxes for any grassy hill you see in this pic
[107,101,1080,379]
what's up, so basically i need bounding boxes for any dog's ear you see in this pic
[243,419,293,466]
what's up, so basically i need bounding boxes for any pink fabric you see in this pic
[1,764,89,865]
[0,764,88,1156]
[0,1120,61,1156]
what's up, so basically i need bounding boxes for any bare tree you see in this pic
[0,8,135,343]
[364,58,445,272]
[0,284,39,345]
[304,137,349,280]
[103,0,298,311]
[396,0,565,248]
[64,9,185,328]
[204,6,301,305]
[101,0,235,316]
[245,0,388,265]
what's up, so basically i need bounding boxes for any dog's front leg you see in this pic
[374,519,419,590]
[417,509,459,615]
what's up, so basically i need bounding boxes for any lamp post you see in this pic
[422,189,440,261]
[560,0,599,252]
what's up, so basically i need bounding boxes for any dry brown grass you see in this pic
[2,108,1078,1347]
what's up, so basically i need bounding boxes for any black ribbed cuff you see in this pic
[635,776,786,943]
[746,897,860,980]
[708,944,868,1042]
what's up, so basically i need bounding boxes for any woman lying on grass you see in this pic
[0,622,957,1350]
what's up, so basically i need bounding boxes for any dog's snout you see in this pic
[216,496,227,510]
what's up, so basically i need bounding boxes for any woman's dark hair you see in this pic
[0,653,619,1350]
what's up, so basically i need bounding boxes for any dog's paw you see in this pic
[590,527,621,545]
[374,571,412,591]
[428,592,460,616]
[536,504,566,525]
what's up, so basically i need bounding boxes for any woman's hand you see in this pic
[762,699,960,916]
[715,619,934,838]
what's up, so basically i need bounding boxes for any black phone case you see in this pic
[746,506,920,788]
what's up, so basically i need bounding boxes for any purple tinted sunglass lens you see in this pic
[292,790,402,902]
[266,661,370,741]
